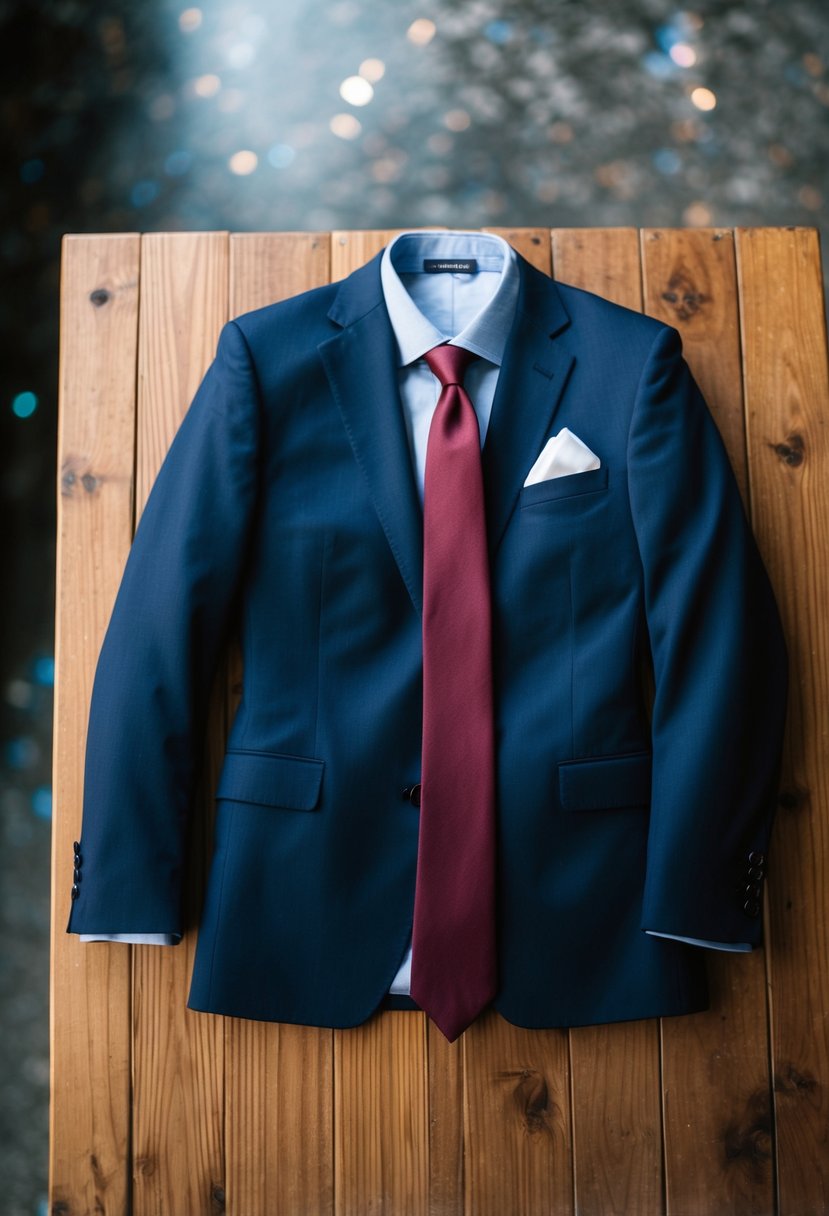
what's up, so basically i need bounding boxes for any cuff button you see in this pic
[742,898,760,918]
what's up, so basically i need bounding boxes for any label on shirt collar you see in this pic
[423,258,478,274]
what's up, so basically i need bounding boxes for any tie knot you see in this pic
[424,343,476,388]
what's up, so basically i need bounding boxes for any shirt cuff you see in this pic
[645,930,752,952]
[79,932,181,944]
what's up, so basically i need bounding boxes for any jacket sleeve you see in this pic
[627,324,788,947]
[66,319,261,939]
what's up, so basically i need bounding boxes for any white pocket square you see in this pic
[523,427,601,487]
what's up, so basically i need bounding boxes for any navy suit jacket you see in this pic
[66,246,788,1031]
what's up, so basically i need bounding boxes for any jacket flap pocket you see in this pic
[216,750,325,810]
[558,750,651,811]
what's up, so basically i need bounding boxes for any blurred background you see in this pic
[2,0,827,1210]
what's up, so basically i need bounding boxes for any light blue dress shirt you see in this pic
[82,230,749,979]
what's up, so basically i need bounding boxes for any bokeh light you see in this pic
[443,109,471,132]
[359,58,386,83]
[192,73,221,98]
[669,44,697,67]
[407,18,436,46]
[330,113,362,139]
[11,391,38,418]
[178,7,202,33]
[228,150,258,175]
[339,75,374,106]
[690,86,717,111]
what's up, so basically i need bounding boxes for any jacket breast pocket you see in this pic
[519,464,609,508]
[558,749,652,811]
[215,749,325,811]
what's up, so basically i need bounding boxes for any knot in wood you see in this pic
[770,433,804,467]
[61,456,103,497]
[778,784,809,812]
[512,1068,551,1134]
[722,1087,772,1181]
[775,1063,819,1099]
[661,269,708,321]
[89,288,111,307]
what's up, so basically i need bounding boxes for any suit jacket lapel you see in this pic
[318,248,576,617]
[482,257,574,555]
[319,253,425,615]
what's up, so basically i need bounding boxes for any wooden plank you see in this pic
[641,227,776,1216]
[336,1013,430,1216]
[552,225,664,1216]
[330,228,431,1216]
[642,227,750,496]
[552,226,642,308]
[225,232,334,1216]
[330,228,402,281]
[736,226,829,1216]
[463,1012,572,1216]
[49,232,140,1216]
[229,230,330,314]
[226,1018,334,1215]
[485,226,553,272]
[131,232,229,1216]
[427,1027,464,1216]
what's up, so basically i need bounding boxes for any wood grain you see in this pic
[463,1011,572,1216]
[50,232,139,1216]
[131,232,228,1216]
[485,226,553,272]
[335,1013,430,1216]
[331,228,404,281]
[641,227,776,1216]
[229,230,330,314]
[737,226,829,1216]
[553,226,664,1216]
[552,226,642,308]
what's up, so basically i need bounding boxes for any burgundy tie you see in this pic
[409,342,498,1042]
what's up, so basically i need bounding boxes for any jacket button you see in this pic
[748,850,765,866]
[402,783,421,807]
[744,882,762,900]
[73,867,81,883]
[73,840,81,855]
[748,865,764,881]
[71,884,80,900]
[742,898,760,918]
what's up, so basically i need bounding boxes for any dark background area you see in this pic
[1,2,827,1210]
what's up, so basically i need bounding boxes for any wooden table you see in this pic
[50,227,829,1215]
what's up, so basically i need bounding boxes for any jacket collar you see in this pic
[379,230,519,368]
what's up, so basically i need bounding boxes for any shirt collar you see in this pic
[380,230,519,368]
